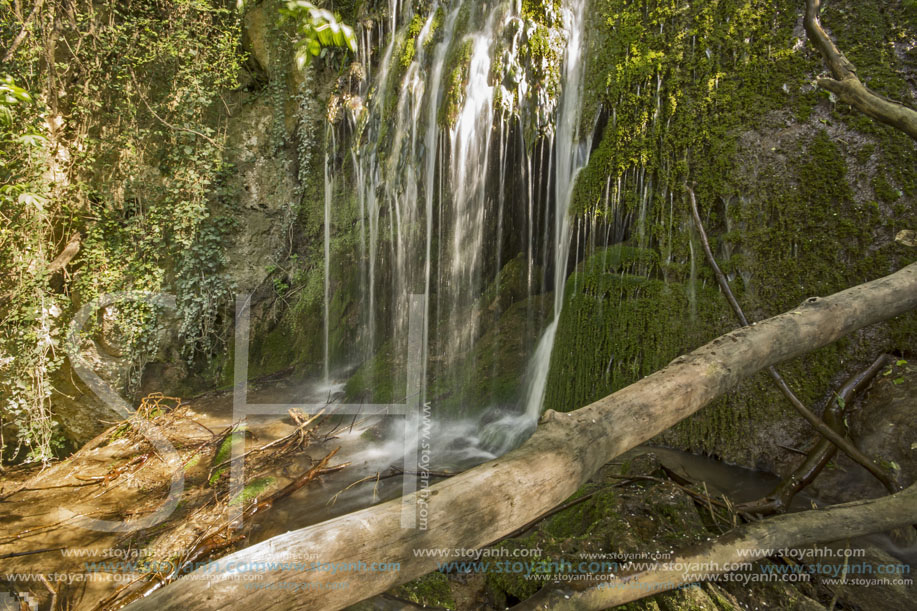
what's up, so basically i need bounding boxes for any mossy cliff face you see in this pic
[545,0,916,469]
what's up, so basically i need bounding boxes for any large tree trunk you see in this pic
[126,262,917,611]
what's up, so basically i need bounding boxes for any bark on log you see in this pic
[804,0,917,140]
[511,480,917,610]
[126,263,917,611]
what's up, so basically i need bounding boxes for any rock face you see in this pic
[221,96,299,295]
[49,0,915,461]
[49,6,313,444]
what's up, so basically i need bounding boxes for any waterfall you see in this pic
[323,127,333,384]
[319,0,591,461]
[521,0,590,423]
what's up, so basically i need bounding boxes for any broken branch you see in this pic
[803,0,917,140]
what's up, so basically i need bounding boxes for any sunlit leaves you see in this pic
[0,75,31,107]
[281,1,357,69]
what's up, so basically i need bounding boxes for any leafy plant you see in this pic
[281,1,357,69]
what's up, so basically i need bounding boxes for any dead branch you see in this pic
[244,447,344,518]
[47,231,82,275]
[99,448,347,610]
[207,410,327,478]
[804,0,917,140]
[0,231,81,308]
[687,186,899,493]
[738,354,890,515]
[510,480,917,610]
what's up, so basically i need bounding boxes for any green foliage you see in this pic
[281,1,357,70]
[0,74,65,462]
[0,0,243,462]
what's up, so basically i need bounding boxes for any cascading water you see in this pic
[323,126,334,385]
[487,0,591,451]
[322,0,592,466]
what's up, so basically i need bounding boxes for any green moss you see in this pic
[228,476,275,505]
[425,7,445,49]
[439,39,474,127]
[344,340,401,404]
[430,293,550,414]
[550,0,917,463]
[544,251,729,415]
[394,572,456,610]
[183,452,202,471]
[399,14,425,68]
[209,425,246,486]
[346,288,549,415]
[576,0,813,217]
[521,0,561,26]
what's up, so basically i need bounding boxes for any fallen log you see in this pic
[511,479,917,610]
[126,262,917,611]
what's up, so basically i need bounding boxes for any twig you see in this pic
[39,573,58,611]
[701,481,726,529]
[609,473,732,512]
[208,410,325,476]
[2,0,45,63]
[0,546,65,560]
[378,466,458,481]
[328,472,380,506]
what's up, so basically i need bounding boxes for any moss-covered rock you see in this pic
[546,0,916,470]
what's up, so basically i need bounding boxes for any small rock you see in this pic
[895,229,917,247]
